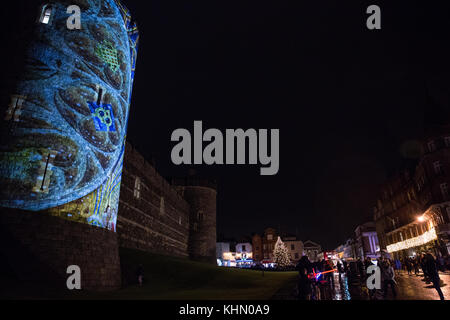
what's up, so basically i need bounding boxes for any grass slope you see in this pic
[1,248,298,300]
[73,248,298,300]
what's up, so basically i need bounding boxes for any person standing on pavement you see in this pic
[420,254,430,281]
[395,259,402,273]
[296,255,313,300]
[357,258,364,281]
[343,260,348,273]
[381,260,397,299]
[425,253,445,300]
[364,257,373,272]
[324,259,335,287]
[406,258,412,275]
[136,264,144,287]
[414,257,420,275]
[337,260,343,274]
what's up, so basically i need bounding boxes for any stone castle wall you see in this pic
[0,141,217,294]
[117,142,191,257]
[0,208,121,291]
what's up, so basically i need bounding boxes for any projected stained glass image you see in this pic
[0,0,139,231]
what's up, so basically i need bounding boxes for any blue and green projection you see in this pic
[0,0,139,232]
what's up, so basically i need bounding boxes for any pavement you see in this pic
[274,270,450,300]
[389,270,449,300]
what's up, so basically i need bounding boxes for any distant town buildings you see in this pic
[218,228,309,267]
[252,228,278,262]
[216,242,230,264]
[219,241,253,267]
[218,122,450,267]
[354,222,380,259]
[303,240,322,262]
[334,222,380,261]
[283,236,304,263]
[342,238,357,260]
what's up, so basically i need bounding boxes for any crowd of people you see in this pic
[399,254,449,275]
[296,255,334,300]
[295,252,447,300]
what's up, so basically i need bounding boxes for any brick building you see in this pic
[374,124,450,259]
[252,228,304,264]
[252,228,278,262]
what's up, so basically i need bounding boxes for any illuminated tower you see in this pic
[0,0,138,290]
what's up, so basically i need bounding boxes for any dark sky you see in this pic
[2,1,450,250]
[120,0,450,250]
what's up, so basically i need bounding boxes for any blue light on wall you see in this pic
[0,0,139,231]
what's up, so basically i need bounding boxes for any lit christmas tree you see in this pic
[273,236,292,267]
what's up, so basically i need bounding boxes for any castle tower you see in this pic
[173,178,217,263]
[0,0,138,291]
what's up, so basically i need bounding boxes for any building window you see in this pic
[39,5,53,24]
[178,216,182,225]
[295,253,299,259]
[159,197,165,215]
[267,234,273,241]
[434,161,443,175]
[5,95,26,122]
[445,137,450,147]
[193,223,198,231]
[428,140,436,152]
[446,207,450,220]
[291,244,295,250]
[32,151,57,193]
[392,200,397,211]
[390,218,396,229]
[133,177,141,199]
[197,210,203,221]
[242,245,246,252]
[399,232,403,241]
[440,183,449,199]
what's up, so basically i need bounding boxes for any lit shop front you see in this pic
[220,252,254,267]
[261,260,276,268]
[386,206,449,258]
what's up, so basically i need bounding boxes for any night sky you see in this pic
[2,1,450,250]
[120,0,450,249]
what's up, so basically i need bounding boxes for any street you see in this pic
[390,270,449,300]
[333,270,449,300]
[276,270,450,300]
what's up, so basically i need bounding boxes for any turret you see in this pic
[173,178,217,263]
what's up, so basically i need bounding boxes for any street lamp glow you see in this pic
[417,216,425,222]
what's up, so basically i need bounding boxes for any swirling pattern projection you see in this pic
[0,0,138,231]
